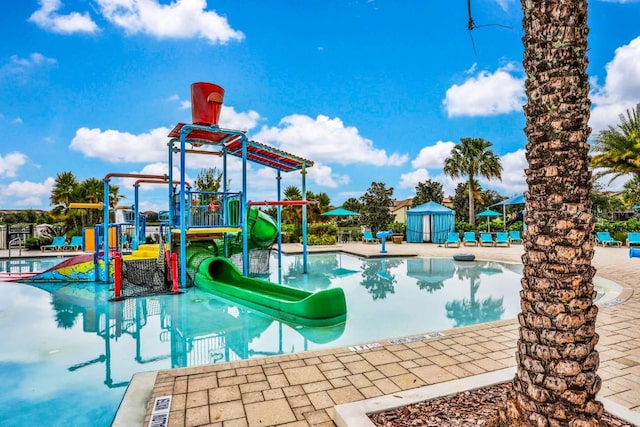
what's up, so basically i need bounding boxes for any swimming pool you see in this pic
[0,253,619,427]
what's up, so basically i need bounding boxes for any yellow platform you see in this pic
[123,244,161,261]
[171,227,241,242]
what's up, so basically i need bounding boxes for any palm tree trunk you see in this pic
[502,1,603,425]
[468,175,476,226]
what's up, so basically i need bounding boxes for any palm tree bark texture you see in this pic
[502,1,603,426]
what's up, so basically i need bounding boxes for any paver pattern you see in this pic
[139,242,640,427]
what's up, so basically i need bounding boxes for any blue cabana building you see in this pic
[406,201,455,244]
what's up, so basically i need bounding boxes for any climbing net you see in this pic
[120,236,171,298]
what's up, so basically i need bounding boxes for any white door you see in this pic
[422,215,432,242]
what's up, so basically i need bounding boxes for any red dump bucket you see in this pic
[191,82,225,126]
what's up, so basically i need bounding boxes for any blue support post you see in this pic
[241,136,249,275]
[179,128,188,288]
[102,178,110,282]
[301,168,308,274]
[276,170,282,283]
[133,184,140,250]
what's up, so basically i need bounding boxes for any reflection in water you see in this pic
[359,258,402,300]
[406,258,455,293]
[445,261,505,327]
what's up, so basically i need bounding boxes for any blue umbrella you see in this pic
[477,209,502,231]
[320,208,360,217]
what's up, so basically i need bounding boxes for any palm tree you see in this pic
[443,138,502,227]
[50,171,80,230]
[591,103,640,183]
[283,185,303,228]
[79,177,103,226]
[502,0,603,425]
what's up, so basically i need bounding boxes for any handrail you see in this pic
[8,236,24,258]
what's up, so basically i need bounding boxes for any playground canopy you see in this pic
[168,123,313,172]
[406,201,455,244]
[490,194,526,229]
[491,194,525,207]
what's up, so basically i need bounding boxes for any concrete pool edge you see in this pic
[332,367,640,427]
[111,370,158,427]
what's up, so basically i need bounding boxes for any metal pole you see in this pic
[301,168,308,274]
[242,137,249,275]
[179,128,188,288]
[102,178,110,282]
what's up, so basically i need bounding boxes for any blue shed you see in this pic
[406,201,455,244]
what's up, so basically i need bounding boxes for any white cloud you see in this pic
[97,0,244,44]
[69,126,169,163]
[0,53,56,83]
[444,63,525,117]
[254,114,408,167]
[411,141,456,169]
[399,168,430,189]
[0,152,28,177]
[494,0,515,11]
[482,149,527,194]
[590,36,640,132]
[29,0,99,34]
[219,106,261,131]
[0,178,55,208]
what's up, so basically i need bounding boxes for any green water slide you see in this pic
[193,257,347,327]
[184,207,347,327]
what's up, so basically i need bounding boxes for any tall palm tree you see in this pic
[591,103,640,183]
[502,0,603,425]
[443,138,502,227]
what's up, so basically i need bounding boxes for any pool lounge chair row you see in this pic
[444,231,523,248]
[595,231,640,247]
[41,236,83,252]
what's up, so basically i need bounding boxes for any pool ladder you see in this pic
[8,237,24,259]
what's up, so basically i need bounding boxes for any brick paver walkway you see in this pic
[136,243,640,427]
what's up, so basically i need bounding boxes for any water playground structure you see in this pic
[20,82,347,327]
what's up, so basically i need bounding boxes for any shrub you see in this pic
[25,237,41,250]
[389,222,406,236]
[455,221,474,232]
[307,234,337,245]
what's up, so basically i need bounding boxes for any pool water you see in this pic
[0,253,613,427]
[0,257,70,274]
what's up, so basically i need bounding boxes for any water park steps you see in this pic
[123,244,161,260]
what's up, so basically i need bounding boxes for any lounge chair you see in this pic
[362,231,379,244]
[494,231,510,247]
[508,230,522,244]
[444,232,461,248]
[626,232,640,247]
[462,231,477,247]
[479,232,495,247]
[41,236,66,252]
[63,236,84,251]
[595,231,622,247]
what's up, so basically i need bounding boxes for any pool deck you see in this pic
[125,241,640,427]
[7,243,640,426]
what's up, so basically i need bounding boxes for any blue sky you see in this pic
[1,0,639,212]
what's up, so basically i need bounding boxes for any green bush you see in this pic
[307,223,337,238]
[389,222,405,236]
[281,224,300,243]
[455,221,474,232]
[307,234,337,245]
[25,237,41,250]
[508,221,523,232]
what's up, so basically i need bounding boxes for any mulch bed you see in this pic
[369,382,635,427]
